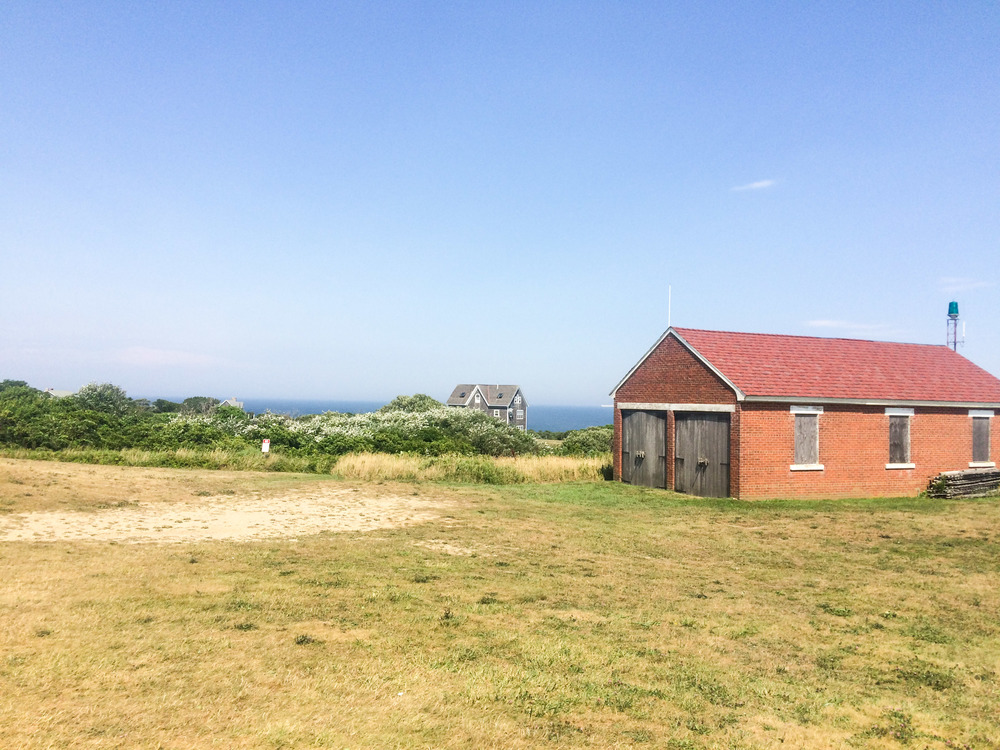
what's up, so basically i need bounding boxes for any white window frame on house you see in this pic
[790,405,823,471]
[886,407,915,469]
[970,409,995,468]
[514,395,521,405]
[493,409,500,418]
[516,409,524,420]
[474,393,481,405]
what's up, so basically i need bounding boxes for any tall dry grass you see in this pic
[332,453,611,483]
[0,448,611,484]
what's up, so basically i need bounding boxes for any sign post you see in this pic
[261,439,270,454]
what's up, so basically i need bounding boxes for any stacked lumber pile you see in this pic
[926,469,1000,498]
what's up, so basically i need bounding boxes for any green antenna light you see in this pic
[947,301,963,350]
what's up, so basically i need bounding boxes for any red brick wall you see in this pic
[738,403,996,498]
[730,407,741,498]
[614,335,737,405]
[613,335,738,484]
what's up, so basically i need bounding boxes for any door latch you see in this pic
[636,450,646,459]
[697,457,709,467]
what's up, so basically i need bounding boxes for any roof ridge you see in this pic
[673,326,950,349]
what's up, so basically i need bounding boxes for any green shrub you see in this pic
[378,394,443,413]
[72,383,136,418]
[559,425,613,456]
[424,455,526,484]
[0,384,545,460]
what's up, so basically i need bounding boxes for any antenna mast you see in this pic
[946,301,963,351]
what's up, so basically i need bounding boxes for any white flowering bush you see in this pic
[159,400,542,457]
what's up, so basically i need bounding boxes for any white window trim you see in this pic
[886,408,913,466]
[790,407,821,469]
[970,411,992,465]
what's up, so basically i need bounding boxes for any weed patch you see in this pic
[894,659,957,690]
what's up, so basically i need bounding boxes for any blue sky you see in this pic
[2,1,998,405]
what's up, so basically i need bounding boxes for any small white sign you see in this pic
[261,439,270,454]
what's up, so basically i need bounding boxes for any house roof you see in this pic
[614,327,1000,406]
[447,384,523,408]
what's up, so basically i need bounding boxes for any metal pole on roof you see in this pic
[947,301,963,351]
[668,285,672,328]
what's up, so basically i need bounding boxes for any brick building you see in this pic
[611,327,1000,498]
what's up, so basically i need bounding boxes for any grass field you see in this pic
[1,458,998,748]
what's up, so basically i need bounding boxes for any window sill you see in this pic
[969,461,996,469]
[885,463,915,470]
[790,464,824,471]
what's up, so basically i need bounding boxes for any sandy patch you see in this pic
[0,487,445,543]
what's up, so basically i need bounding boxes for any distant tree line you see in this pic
[0,381,610,458]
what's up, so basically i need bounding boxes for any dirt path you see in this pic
[0,459,447,543]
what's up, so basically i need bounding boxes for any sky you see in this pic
[2,1,998,406]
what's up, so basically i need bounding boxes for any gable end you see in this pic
[611,328,744,401]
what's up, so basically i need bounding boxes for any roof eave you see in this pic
[741,395,1000,409]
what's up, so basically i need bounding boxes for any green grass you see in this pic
[0,446,338,472]
[1,469,998,748]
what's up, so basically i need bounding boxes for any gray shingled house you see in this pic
[447,384,527,430]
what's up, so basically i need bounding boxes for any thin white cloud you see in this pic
[940,276,994,294]
[116,347,226,368]
[731,179,776,192]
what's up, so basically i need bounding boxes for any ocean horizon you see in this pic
[237,398,612,433]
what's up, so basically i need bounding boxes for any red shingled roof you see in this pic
[672,327,1000,404]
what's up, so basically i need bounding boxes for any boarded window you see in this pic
[973,417,990,463]
[889,415,910,464]
[794,414,819,464]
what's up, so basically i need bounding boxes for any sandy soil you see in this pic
[0,459,447,543]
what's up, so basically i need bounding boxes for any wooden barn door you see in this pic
[621,410,667,488]
[674,413,730,497]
